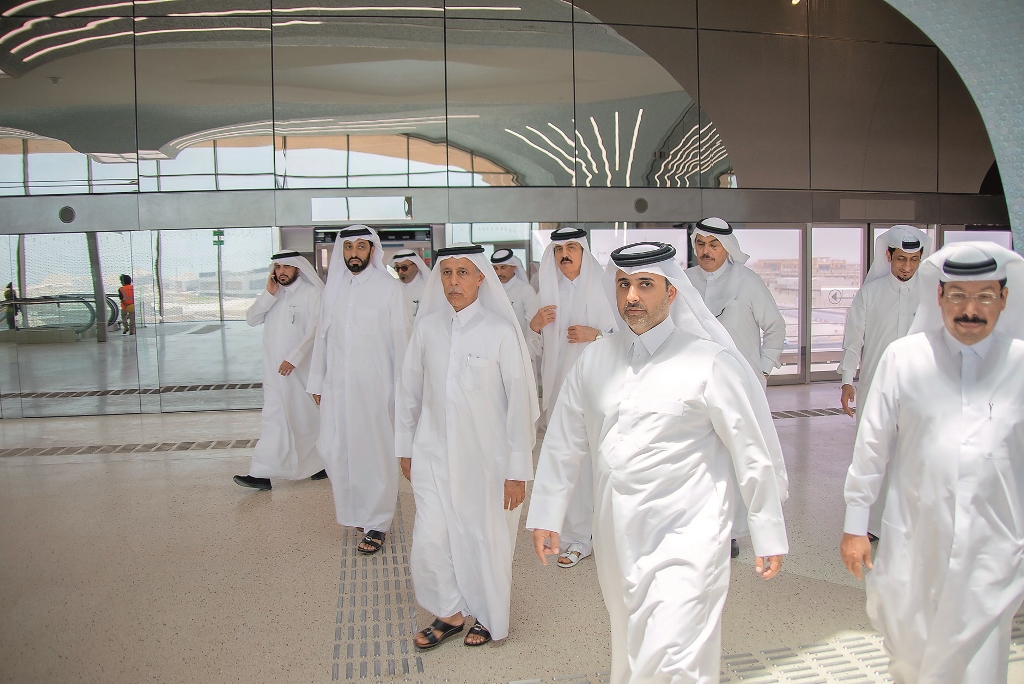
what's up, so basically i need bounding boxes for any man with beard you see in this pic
[528,241,788,684]
[529,226,617,568]
[396,244,538,649]
[389,250,429,332]
[837,225,931,540]
[841,242,1024,684]
[684,217,786,389]
[309,226,407,554]
[234,251,326,490]
[490,248,539,338]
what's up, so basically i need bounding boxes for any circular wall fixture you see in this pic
[58,206,76,223]
[634,197,649,214]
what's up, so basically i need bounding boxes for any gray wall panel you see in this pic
[577,188,702,222]
[138,191,274,230]
[702,189,813,223]
[0,193,139,234]
[448,188,578,222]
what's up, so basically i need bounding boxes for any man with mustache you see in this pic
[684,217,786,390]
[841,242,1024,684]
[528,241,787,684]
[308,225,407,555]
[234,251,326,491]
[389,250,430,333]
[837,225,931,540]
[528,226,617,568]
[396,244,538,649]
[490,248,539,339]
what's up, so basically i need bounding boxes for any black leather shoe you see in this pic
[233,475,271,490]
[310,469,328,481]
[731,539,739,558]
[867,532,879,543]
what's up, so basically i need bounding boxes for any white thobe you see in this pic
[527,318,789,684]
[685,260,786,388]
[838,273,921,535]
[502,277,540,343]
[844,330,1024,684]
[396,300,535,641]
[400,275,427,334]
[308,266,407,531]
[528,273,617,556]
[245,279,324,479]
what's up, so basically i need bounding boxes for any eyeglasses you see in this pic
[395,264,413,272]
[943,291,1001,306]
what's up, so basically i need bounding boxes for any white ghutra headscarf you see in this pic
[270,250,324,291]
[490,248,530,283]
[689,217,750,265]
[320,225,385,331]
[388,250,430,285]
[864,225,932,284]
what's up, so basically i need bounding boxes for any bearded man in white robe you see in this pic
[841,242,1024,684]
[528,226,617,568]
[389,250,429,332]
[490,248,540,338]
[396,244,538,649]
[837,225,931,539]
[234,251,325,491]
[684,217,786,389]
[528,241,788,684]
[309,225,407,555]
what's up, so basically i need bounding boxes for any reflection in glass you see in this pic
[446,19,575,187]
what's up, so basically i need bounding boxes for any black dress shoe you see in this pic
[731,539,739,558]
[310,469,328,481]
[233,475,271,490]
[867,532,880,543]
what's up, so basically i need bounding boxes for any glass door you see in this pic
[810,224,866,381]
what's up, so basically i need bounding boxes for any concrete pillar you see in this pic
[86,232,107,342]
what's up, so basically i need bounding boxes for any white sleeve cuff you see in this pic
[841,370,855,386]
[844,506,870,536]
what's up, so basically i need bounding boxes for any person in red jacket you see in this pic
[118,274,135,335]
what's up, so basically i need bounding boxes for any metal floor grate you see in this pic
[0,438,258,458]
[1,383,262,400]
[771,407,848,420]
[332,495,420,681]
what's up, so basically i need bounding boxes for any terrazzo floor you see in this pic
[1,383,1021,683]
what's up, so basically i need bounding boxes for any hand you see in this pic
[532,529,561,566]
[841,384,856,418]
[504,480,526,510]
[530,305,557,333]
[840,533,874,580]
[755,555,783,579]
[267,274,279,295]
[400,458,411,481]
[567,325,600,343]
[278,360,296,376]
[312,394,321,406]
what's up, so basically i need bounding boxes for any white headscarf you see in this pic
[388,250,429,285]
[490,248,529,283]
[538,226,616,409]
[270,251,324,291]
[416,243,540,426]
[605,241,788,505]
[320,225,386,330]
[908,241,1024,342]
[864,225,933,284]
[689,217,751,265]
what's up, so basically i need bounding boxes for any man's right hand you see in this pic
[529,305,557,333]
[841,384,856,417]
[840,533,874,580]
[312,394,321,406]
[532,529,561,566]
[267,274,279,295]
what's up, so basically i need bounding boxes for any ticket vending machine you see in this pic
[314,225,440,281]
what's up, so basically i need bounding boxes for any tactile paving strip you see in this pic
[0,382,262,399]
[0,438,259,457]
[770,407,848,419]
[332,496,421,682]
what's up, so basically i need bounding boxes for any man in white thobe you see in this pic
[841,242,1024,684]
[684,217,786,389]
[490,248,540,338]
[528,226,617,568]
[396,244,538,649]
[528,241,788,684]
[234,251,326,491]
[389,250,429,332]
[837,225,931,538]
[309,225,407,555]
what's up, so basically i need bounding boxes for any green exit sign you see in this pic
[212,230,225,237]
[213,239,224,246]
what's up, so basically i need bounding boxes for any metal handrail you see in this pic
[3,296,97,335]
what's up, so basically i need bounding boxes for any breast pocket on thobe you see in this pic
[462,356,498,393]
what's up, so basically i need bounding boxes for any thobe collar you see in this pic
[452,297,483,328]
[703,258,731,282]
[346,265,375,285]
[625,316,676,357]
[502,279,515,292]
[885,271,915,293]
[941,327,996,360]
